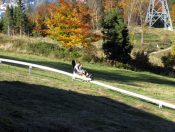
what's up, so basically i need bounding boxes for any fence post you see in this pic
[159,104,163,109]
[29,66,32,74]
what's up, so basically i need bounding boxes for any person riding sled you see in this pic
[72,60,93,80]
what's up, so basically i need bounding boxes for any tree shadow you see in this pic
[0,81,175,132]
[1,55,175,87]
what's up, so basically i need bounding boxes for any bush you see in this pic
[161,53,175,69]
[132,51,151,70]
[27,42,58,56]
[9,40,81,60]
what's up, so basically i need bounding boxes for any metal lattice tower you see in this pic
[145,0,173,31]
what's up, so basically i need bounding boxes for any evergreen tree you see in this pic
[1,1,32,35]
[2,6,14,35]
[23,12,32,36]
[15,0,26,36]
[25,5,34,36]
[102,9,132,63]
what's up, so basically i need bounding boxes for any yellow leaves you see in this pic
[45,1,94,48]
[55,34,84,48]
[118,1,127,9]
[117,0,149,25]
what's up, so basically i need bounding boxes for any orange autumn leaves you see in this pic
[43,1,94,48]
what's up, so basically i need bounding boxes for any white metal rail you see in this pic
[0,58,175,110]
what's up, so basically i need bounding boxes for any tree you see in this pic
[45,1,95,48]
[118,0,136,26]
[86,0,104,31]
[30,3,56,36]
[119,0,149,45]
[118,0,149,27]
[103,0,118,12]
[2,6,14,35]
[14,0,28,36]
[25,5,33,36]
[102,8,132,63]
[2,1,32,36]
[137,0,148,44]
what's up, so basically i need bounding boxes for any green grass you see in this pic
[0,50,175,131]
[130,27,175,68]
[149,47,171,66]
[1,50,175,104]
[131,27,174,54]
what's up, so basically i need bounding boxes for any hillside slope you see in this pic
[0,51,175,131]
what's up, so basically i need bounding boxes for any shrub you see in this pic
[132,51,151,70]
[27,42,58,56]
[161,53,175,69]
[68,48,81,60]
[10,40,81,60]
[26,42,82,60]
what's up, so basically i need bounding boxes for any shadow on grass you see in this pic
[1,55,175,87]
[0,81,175,132]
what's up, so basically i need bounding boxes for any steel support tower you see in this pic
[145,0,173,31]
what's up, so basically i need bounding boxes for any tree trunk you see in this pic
[127,1,135,27]
[141,29,144,44]
[20,25,22,37]
[7,25,9,36]
[95,9,98,30]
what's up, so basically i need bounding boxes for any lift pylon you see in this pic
[145,0,173,31]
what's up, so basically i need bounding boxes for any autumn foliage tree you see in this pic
[86,0,103,31]
[45,1,94,48]
[118,0,149,26]
[103,0,118,12]
[31,3,57,36]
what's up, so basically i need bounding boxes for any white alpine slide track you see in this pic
[0,58,175,110]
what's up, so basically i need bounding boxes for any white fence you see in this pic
[1,58,175,110]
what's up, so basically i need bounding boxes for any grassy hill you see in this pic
[0,50,175,131]
[131,27,175,52]
[130,27,175,68]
